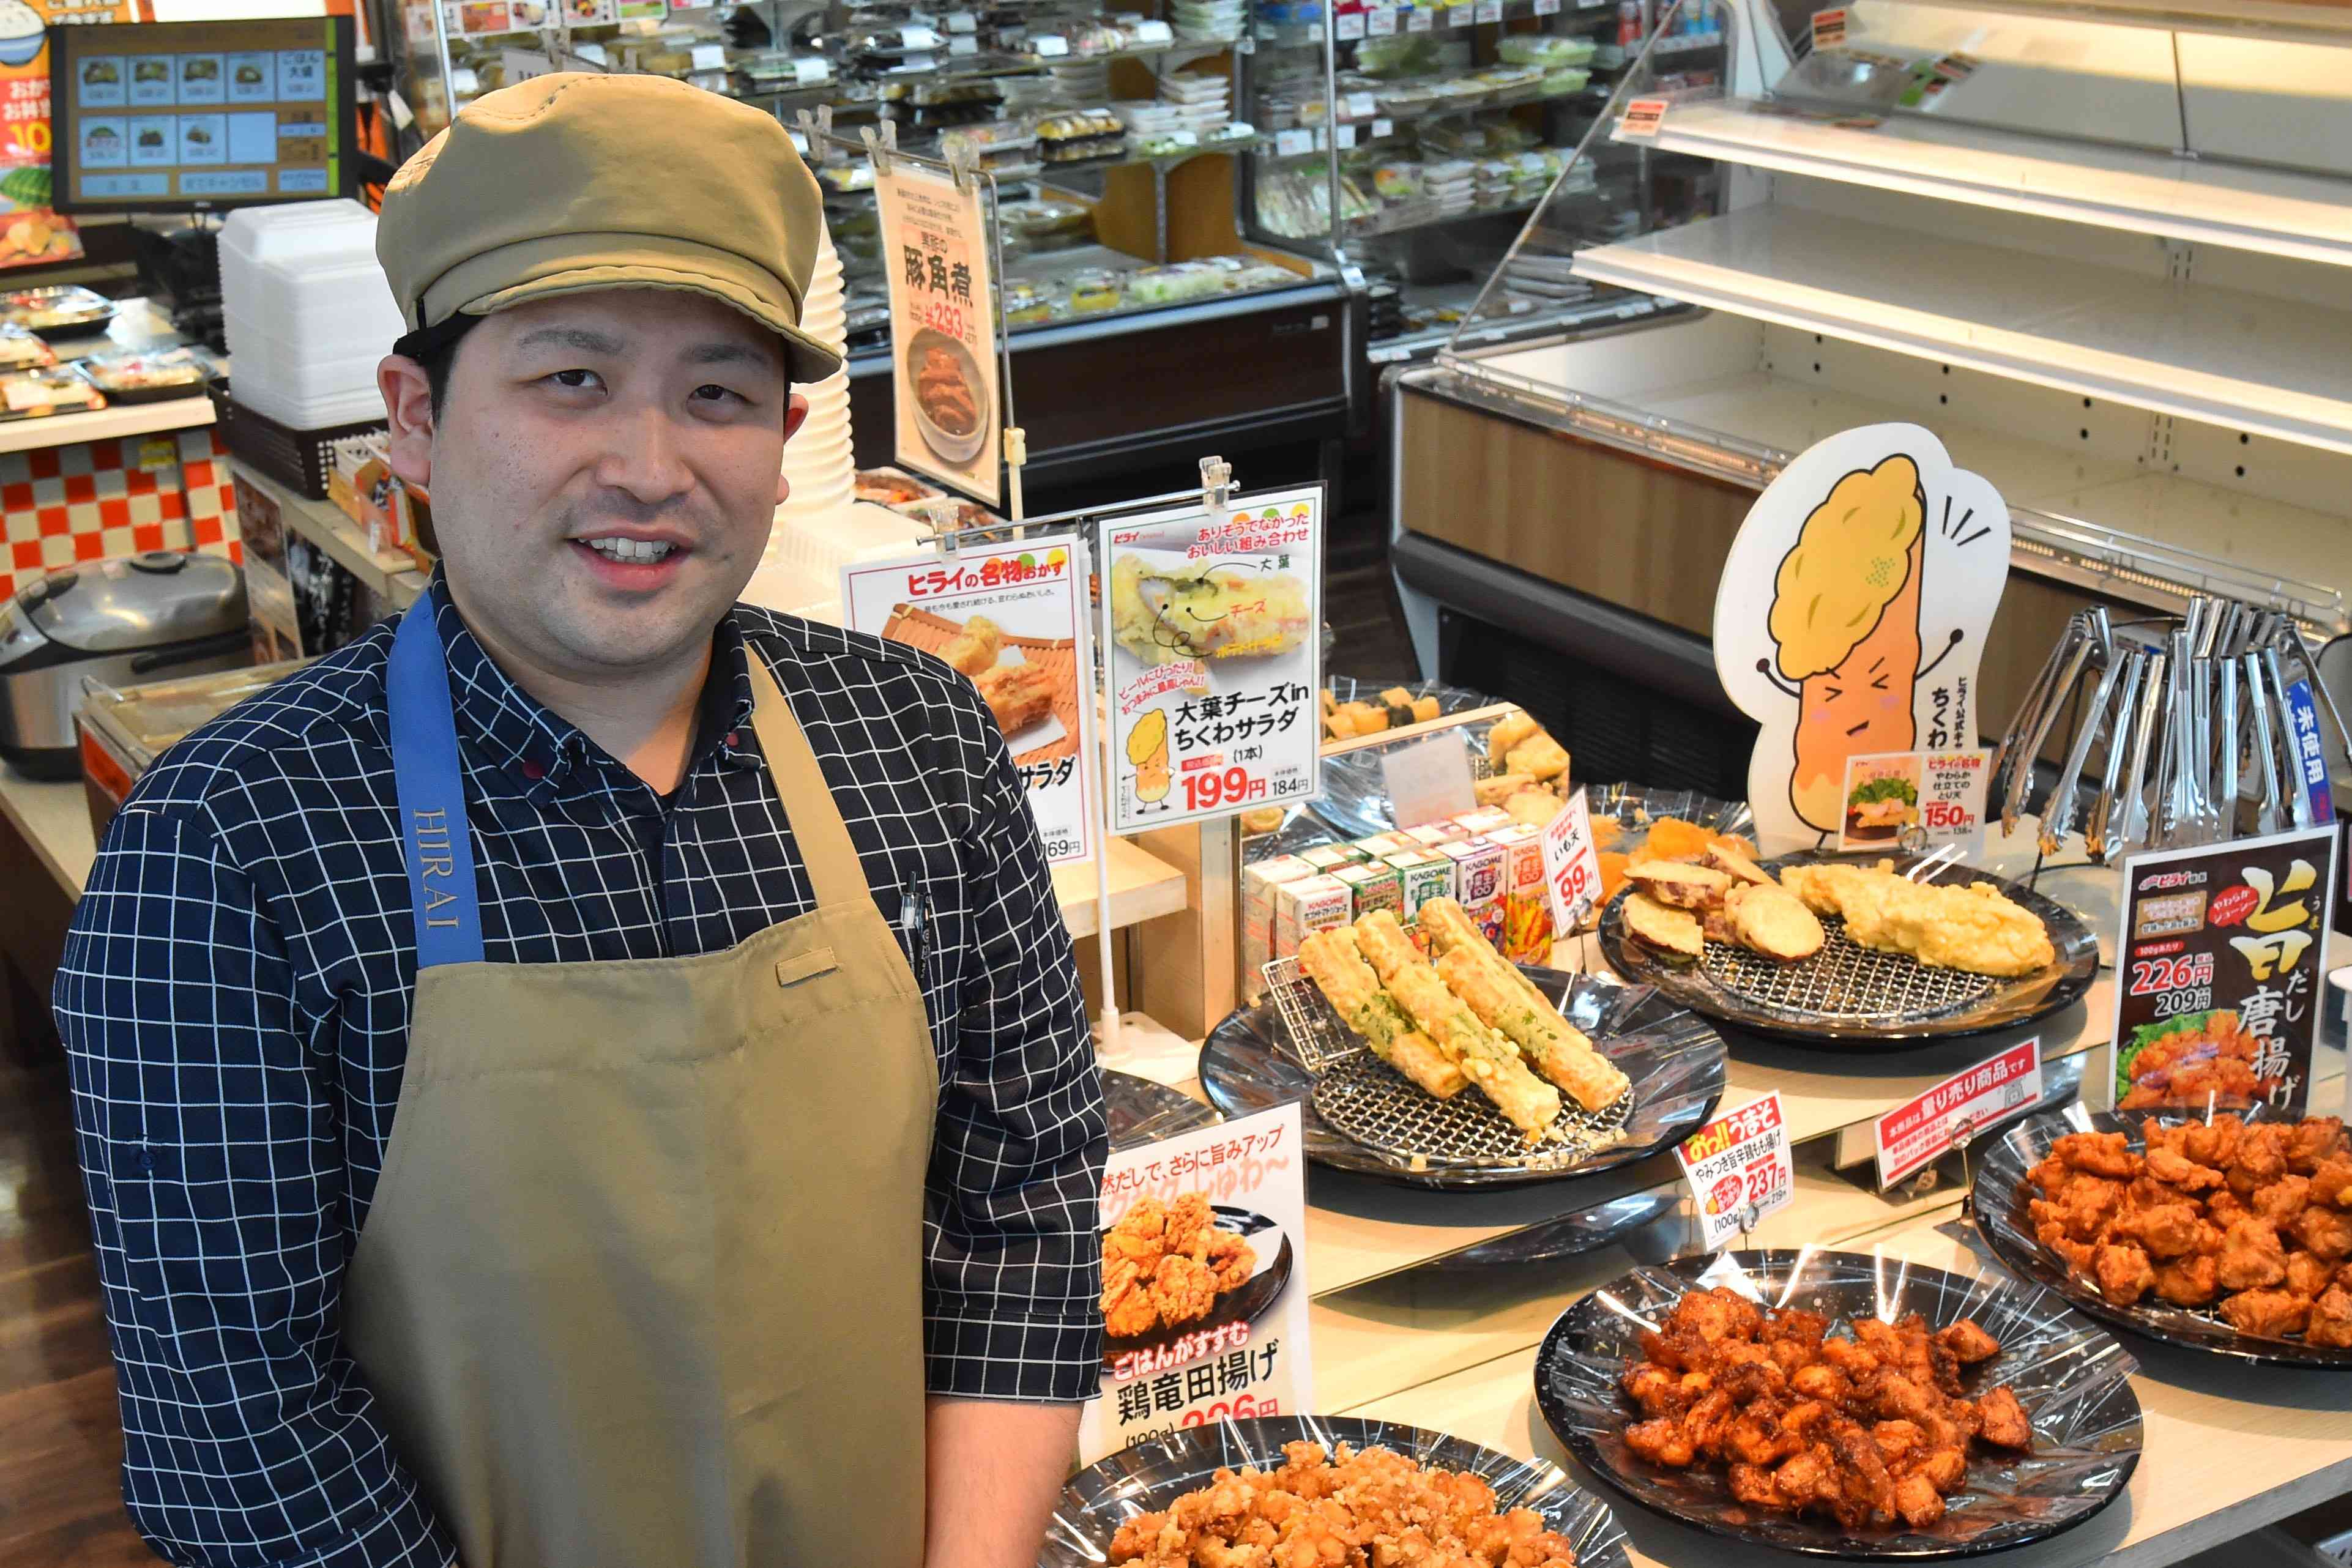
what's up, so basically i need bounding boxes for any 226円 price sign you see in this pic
[873,158,1000,505]
[1100,487,1324,833]
[840,538,1096,864]
[2111,823,2337,1117]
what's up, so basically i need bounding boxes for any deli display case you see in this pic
[384,1,1356,489]
[1387,0,2352,796]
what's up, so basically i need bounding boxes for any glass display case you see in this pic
[384,1,1355,489]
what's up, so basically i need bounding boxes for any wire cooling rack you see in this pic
[1697,918,1999,1025]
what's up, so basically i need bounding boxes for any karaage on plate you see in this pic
[1107,1441,1580,1568]
[2024,1116,2352,1344]
[1100,1191,1259,1340]
[1618,1288,2023,1530]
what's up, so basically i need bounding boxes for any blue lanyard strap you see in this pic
[388,601,486,969]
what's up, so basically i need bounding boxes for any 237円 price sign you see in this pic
[1675,1091,1793,1252]
[873,158,1001,506]
[2110,823,2337,1117]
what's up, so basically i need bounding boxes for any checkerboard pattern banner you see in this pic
[0,426,244,601]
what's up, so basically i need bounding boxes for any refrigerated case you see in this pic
[1388,0,2352,794]
[385,2,1355,490]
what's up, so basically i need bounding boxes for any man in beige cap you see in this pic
[59,73,1106,1568]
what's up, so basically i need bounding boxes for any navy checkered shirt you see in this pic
[54,580,1107,1567]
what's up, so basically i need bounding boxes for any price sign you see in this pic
[1540,787,1604,932]
[1334,124,1358,148]
[2110,825,2337,1117]
[1810,6,1846,46]
[1275,128,1314,156]
[1676,1093,1793,1252]
[948,35,979,54]
[1078,1104,1314,1463]
[1345,91,1379,119]
[873,158,1002,506]
[1837,748,1989,856]
[1408,6,1434,26]
[1476,0,1503,21]
[1336,11,1367,38]
[1536,0,1560,13]
[690,42,728,69]
[1368,5,1398,31]
[1030,31,1071,54]
[842,538,1099,866]
[1448,2,1475,23]
[1618,95,1668,137]
[1380,732,1476,828]
[1872,1039,2041,1189]
[1372,116,1395,136]
[1101,488,1325,834]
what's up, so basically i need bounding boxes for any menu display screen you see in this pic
[49,17,352,211]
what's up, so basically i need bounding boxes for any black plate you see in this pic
[1536,1250,2143,1560]
[1105,1068,1220,1151]
[1041,1415,1631,1568]
[1200,968,1727,1189]
[1597,850,2099,1048]
[1973,1106,2352,1370]
[1101,1205,1292,1368]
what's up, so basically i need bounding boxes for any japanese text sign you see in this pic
[2285,680,2336,825]
[1715,425,2009,853]
[841,537,1096,866]
[1541,786,1604,934]
[1838,748,1989,856]
[1872,1038,2040,1189]
[873,158,1001,506]
[1100,486,1323,833]
[1081,1103,1312,1463]
[1675,1091,1793,1252]
[1379,730,1475,828]
[0,0,137,270]
[2110,823,2337,1117]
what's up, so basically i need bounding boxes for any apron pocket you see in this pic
[773,948,841,989]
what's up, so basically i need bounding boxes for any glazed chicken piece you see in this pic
[2217,1218,2291,1293]
[1935,1320,2000,1365]
[1974,1387,2033,1451]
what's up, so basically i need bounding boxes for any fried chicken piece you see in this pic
[2154,1253,2221,1307]
[2228,1124,2291,1198]
[2093,1243,2156,1306]
[1626,1417,1697,1467]
[2310,1287,2352,1349]
[1974,1387,2032,1451]
[1909,1444,1968,1493]
[1148,1253,1216,1328]
[2145,1144,2227,1192]
[1730,1462,1782,1509]
[2251,1175,2312,1225]
[2183,1115,2243,1169]
[1107,1197,1167,1270]
[1892,1472,1946,1528]
[1202,1228,1256,1292]
[2119,1202,2214,1261]
[2220,1288,2310,1340]
[1790,1363,1853,1403]
[2293,1205,2352,1263]
[2054,1131,2141,1180]
[1163,1191,1215,1260]
[2311,1157,2352,1212]
[2205,1189,2251,1229]
[2288,1118,2346,1176]
[2217,1217,2290,1293]
[1103,1258,1159,1338]
[2287,1252,2335,1301]
[2028,1153,2074,1198]
[1624,1362,1694,1418]
[1823,1419,1897,1529]
[1679,1287,1765,1343]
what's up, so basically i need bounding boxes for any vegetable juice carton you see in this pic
[1333,861,1404,923]
[1487,823,1554,963]
[1351,831,1415,859]
[1385,850,1457,946]
[1453,806,1514,837]
[1298,843,1367,874]
[1240,854,1316,1000]
[1439,836,1506,948]
[1405,822,1465,849]
[1274,874,1354,964]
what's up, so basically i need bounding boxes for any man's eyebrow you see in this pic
[685,340,781,370]
[512,325,629,355]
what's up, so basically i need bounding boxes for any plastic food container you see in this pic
[1066,269,1125,313]
[0,325,54,369]
[0,366,105,418]
[73,346,211,403]
[0,284,114,338]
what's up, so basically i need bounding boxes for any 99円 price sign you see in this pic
[1674,1093,1793,1252]
[2110,824,2337,1117]
[840,538,1096,866]
[1541,787,1604,934]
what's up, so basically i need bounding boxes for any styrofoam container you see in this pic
[218,200,403,347]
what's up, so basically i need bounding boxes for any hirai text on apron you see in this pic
[343,602,937,1568]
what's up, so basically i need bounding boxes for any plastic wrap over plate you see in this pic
[1974,1106,2352,1370]
[1200,968,1726,1188]
[1536,1250,2143,1560]
[1598,850,2099,1047]
[1106,1069,1222,1152]
[1041,1415,1631,1568]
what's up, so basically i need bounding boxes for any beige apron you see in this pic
[345,604,936,1568]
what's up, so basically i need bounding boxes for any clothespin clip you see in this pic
[1199,454,1233,513]
[1951,1112,1979,1219]
[860,123,893,177]
[945,143,978,191]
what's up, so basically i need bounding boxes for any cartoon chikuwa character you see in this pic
[1127,707,1170,804]
[1753,455,1963,834]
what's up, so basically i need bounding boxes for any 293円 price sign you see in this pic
[1099,487,1324,833]
[2110,824,2338,1117]
[873,157,1002,507]
[840,537,1097,866]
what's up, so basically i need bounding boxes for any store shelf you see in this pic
[1349,193,1548,239]
[1051,836,1189,938]
[0,767,95,897]
[1626,98,2352,268]
[0,393,215,456]
[1343,1205,2352,1568]
[1569,202,2352,457]
[230,462,429,609]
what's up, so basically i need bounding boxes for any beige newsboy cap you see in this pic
[376,72,841,384]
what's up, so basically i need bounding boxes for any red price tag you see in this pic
[1618,97,1669,138]
[1182,765,1270,813]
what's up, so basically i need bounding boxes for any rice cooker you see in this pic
[0,552,250,779]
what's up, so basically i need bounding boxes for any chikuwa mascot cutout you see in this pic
[1716,425,2009,855]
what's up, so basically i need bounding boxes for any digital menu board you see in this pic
[48,16,354,212]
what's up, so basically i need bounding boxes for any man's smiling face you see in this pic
[383,288,806,683]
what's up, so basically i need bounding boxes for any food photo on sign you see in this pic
[1101,487,1323,832]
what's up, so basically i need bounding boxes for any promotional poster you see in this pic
[873,157,1000,506]
[1081,1104,1312,1463]
[840,537,1095,866]
[0,0,138,267]
[1100,486,1322,833]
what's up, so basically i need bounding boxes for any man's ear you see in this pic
[379,354,436,490]
[774,391,811,507]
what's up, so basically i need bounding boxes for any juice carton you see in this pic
[1487,823,1555,963]
[1274,874,1354,964]
[1333,860,1404,923]
[1453,806,1514,838]
[1385,850,1457,945]
[1298,843,1367,874]
[1440,836,1506,948]
[1351,831,1415,859]
[1240,854,1315,1000]
[1405,822,1465,850]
